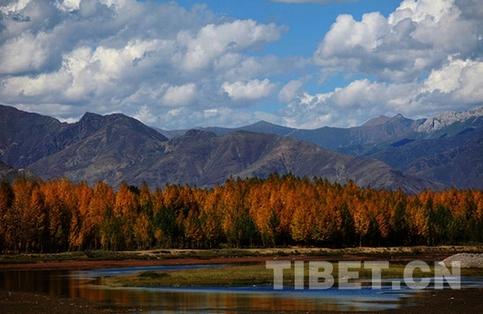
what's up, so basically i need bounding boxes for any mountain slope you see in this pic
[0,160,34,182]
[0,105,66,167]
[30,127,439,192]
[0,104,456,191]
[367,127,483,189]
[29,112,168,185]
[158,113,422,154]
[0,105,168,169]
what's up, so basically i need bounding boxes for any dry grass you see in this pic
[102,261,483,288]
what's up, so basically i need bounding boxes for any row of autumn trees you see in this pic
[1,175,483,253]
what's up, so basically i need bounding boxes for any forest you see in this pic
[1,175,482,253]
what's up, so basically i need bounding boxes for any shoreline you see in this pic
[1,288,483,314]
[1,245,483,271]
[1,246,483,313]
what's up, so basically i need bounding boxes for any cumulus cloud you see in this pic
[162,83,197,106]
[283,58,483,128]
[0,32,49,74]
[422,58,483,107]
[178,20,282,71]
[0,0,288,126]
[280,0,483,128]
[56,0,81,11]
[133,105,158,125]
[0,0,31,13]
[278,80,303,103]
[1,39,167,102]
[1,0,482,129]
[222,79,275,101]
[282,80,413,128]
[314,0,482,81]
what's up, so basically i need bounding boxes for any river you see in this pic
[1,265,482,312]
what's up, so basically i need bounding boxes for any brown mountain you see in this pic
[28,112,168,185]
[367,127,483,189]
[0,105,66,167]
[1,105,439,192]
[161,114,423,155]
[31,127,438,192]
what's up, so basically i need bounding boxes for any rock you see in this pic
[417,107,483,133]
[439,253,483,268]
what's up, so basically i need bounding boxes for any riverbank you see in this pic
[1,288,483,314]
[2,245,483,271]
[0,290,163,314]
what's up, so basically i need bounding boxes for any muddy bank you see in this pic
[2,246,482,271]
[0,254,461,271]
[388,288,483,314]
[1,288,483,313]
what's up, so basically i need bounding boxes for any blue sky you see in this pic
[0,0,482,129]
[175,0,401,95]
[177,0,400,56]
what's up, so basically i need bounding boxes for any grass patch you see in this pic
[103,264,274,288]
[138,271,169,279]
[102,262,483,288]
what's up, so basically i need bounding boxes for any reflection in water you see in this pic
[1,266,481,312]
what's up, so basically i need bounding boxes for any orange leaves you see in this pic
[0,175,482,253]
[114,183,138,217]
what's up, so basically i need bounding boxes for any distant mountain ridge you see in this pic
[155,106,483,189]
[0,104,443,192]
[158,107,483,152]
[367,127,483,189]
[416,107,483,133]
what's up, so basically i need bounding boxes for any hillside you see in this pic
[0,105,439,192]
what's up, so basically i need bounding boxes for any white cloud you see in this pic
[314,0,482,81]
[133,105,158,125]
[1,0,481,129]
[424,58,478,93]
[178,20,282,71]
[156,105,282,130]
[56,0,81,12]
[422,58,483,106]
[278,80,303,103]
[283,58,483,128]
[281,0,483,128]
[0,0,286,125]
[0,0,31,14]
[1,39,166,102]
[161,83,197,106]
[222,79,275,101]
[283,80,415,128]
[0,32,50,74]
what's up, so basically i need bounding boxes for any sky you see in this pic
[0,0,482,129]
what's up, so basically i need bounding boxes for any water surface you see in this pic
[1,265,481,312]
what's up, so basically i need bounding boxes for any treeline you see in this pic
[1,175,482,253]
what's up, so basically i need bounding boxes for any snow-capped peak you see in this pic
[416,106,483,133]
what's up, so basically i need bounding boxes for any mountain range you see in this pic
[1,104,482,191]
[159,107,483,189]
[159,107,483,153]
